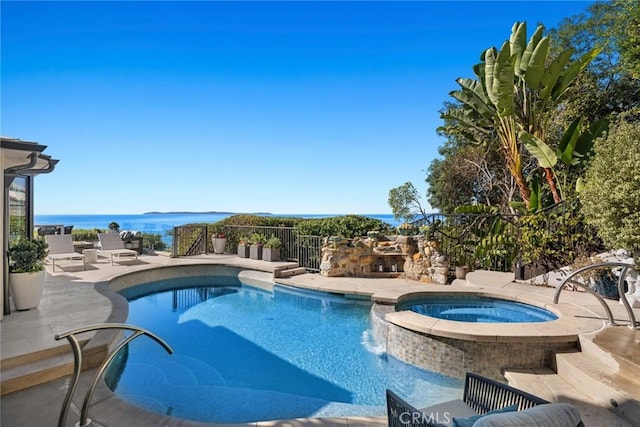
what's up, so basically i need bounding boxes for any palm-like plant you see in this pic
[443,22,602,209]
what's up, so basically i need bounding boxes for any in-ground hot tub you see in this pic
[372,291,597,381]
[397,295,558,323]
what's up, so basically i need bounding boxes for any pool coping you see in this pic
[88,261,389,426]
[3,257,616,427]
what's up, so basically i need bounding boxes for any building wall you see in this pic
[1,149,6,320]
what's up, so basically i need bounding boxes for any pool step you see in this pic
[504,325,640,426]
[273,266,307,278]
[503,368,633,427]
[1,334,109,396]
[0,344,75,396]
[578,328,640,384]
[554,350,640,424]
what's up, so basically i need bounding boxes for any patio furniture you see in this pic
[45,235,86,272]
[97,233,138,265]
[37,225,61,236]
[386,372,583,427]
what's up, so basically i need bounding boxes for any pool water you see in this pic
[400,296,558,323]
[108,278,463,423]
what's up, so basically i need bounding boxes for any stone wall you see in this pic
[319,235,450,284]
[372,303,578,381]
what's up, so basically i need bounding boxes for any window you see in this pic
[8,176,28,244]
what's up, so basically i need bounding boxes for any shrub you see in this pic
[142,233,167,251]
[581,117,640,259]
[249,233,267,246]
[71,228,102,242]
[213,214,302,228]
[8,238,47,273]
[265,236,282,249]
[517,202,602,273]
[294,215,394,238]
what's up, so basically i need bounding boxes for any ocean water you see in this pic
[34,213,400,239]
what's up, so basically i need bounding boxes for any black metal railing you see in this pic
[172,204,586,275]
[172,225,208,257]
[413,213,519,272]
[172,224,323,272]
[224,225,298,261]
[296,234,323,272]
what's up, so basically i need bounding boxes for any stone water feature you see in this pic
[319,234,450,284]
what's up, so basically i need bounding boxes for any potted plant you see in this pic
[263,236,282,262]
[455,265,469,280]
[8,238,48,310]
[237,235,250,258]
[249,233,267,260]
[211,232,227,254]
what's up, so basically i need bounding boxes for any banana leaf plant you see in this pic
[439,204,517,270]
[521,117,608,210]
[442,22,602,209]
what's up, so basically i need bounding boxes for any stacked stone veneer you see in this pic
[319,235,450,284]
[371,303,578,381]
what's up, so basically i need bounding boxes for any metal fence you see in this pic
[295,234,324,272]
[224,225,298,261]
[172,225,208,257]
[172,224,324,272]
[172,204,587,275]
[413,213,520,273]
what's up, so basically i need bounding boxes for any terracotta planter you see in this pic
[9,270,45,310]
[455,266,469,280]
[212,237,227,254]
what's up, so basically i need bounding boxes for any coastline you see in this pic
[34,213,402,245]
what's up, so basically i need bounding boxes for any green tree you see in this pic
[388,182,429,222]
[427,100,520,213]
[549,0,640,122]
[617,0,640,79]
[580,116,640,258]
[428,115,519,213]
[108,221,120,232]
[442,22,600,208]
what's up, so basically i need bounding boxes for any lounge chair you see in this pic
[386,372,583,427]
[97,233,138,265]
[45,234,86,272]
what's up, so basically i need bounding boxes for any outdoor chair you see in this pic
[37,225,60,236]
[97,232,138,265]
[45,234,86,272]
[386,372,583,427]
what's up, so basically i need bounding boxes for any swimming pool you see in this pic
[398,295,558,323]
[107,276,463,423]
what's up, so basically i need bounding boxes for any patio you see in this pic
[1,252,638,426]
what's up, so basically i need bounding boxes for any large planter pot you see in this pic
[9,270,45,310]
[263,248,281,262]
[455,265,469,280]
[237,244,250,258]
[249,245,263,260]
[212,237,227,254]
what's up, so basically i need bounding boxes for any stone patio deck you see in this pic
[1,252,637,426]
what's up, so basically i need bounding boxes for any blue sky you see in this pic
[2,1,593,215]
